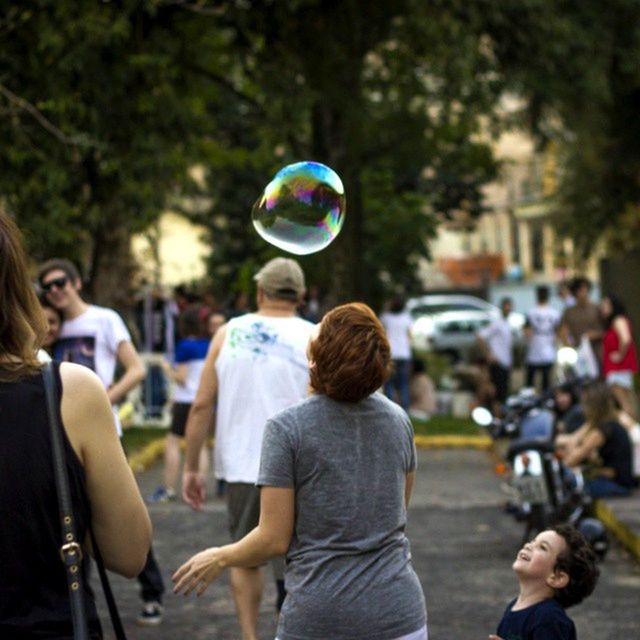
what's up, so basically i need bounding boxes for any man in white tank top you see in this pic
[182,257,315,640]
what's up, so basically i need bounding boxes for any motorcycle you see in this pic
[472,382,608,559]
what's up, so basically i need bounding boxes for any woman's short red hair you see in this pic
[309,302,391,402]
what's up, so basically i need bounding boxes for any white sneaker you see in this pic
[137,601,164,626]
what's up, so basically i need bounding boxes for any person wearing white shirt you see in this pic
[525,286,561,391]
[380,297,414,410]
[477,298,514,411]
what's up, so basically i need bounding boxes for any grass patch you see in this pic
[120,417,484,455]
[122,426,166,457]
[411,415,483,437]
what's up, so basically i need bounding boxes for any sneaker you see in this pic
[145,487,176,504]
[137,601,164,626]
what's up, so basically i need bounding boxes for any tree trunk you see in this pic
[86,222,138,314]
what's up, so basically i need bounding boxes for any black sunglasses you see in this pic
[42,276,69,292]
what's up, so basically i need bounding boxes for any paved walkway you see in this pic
[91,445,640,639]
[129,435,640,563]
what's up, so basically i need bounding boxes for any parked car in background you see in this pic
[407,294,526,361]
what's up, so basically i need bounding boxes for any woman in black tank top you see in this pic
[0,212,152,637]
[561,381,635,498]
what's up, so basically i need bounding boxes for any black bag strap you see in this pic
[89,527,128,639]
[43,362,90,640]
[43,362,127,640]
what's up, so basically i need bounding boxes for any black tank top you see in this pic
[0,363,102,638]
[598,420,635,489]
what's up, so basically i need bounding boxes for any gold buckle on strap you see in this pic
[60,541,83,563]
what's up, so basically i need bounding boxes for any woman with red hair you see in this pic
[175,302,427,640]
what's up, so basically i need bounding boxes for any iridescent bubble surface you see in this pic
[251,161,346,255]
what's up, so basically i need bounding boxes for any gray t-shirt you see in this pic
[258,392,427,640]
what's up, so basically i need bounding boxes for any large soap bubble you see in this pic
[252,161,346,255]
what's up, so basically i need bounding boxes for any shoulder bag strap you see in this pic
[42,362,90,640]
[89,527,128,640]
[43,363,128,640]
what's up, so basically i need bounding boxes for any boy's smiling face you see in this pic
[513,530,568,583]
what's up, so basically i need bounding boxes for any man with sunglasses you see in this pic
[38,258,166,626]
[38,260,146,433]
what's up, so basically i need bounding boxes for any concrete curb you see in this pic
[128,438,165,473]
[594,500,640,563]
[414,434,493,449]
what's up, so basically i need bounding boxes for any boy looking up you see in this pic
[489,525,599,640]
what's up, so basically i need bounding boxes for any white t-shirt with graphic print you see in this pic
[53,305,133,435]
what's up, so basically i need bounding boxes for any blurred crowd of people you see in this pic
[379,277,639,500]
[486,279,638,498]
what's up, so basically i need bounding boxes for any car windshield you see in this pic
[438,318,491,333]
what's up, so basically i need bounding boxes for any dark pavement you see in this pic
[93,448,640,639]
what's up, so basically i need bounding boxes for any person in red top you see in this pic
[600,294,638,419]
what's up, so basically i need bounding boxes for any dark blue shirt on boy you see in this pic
[497,598,576,640]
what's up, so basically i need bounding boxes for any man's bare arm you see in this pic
[108,341,146,405]
[184,325,226,472]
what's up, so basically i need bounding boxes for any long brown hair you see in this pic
[581,381,617,428]
[0,211,46,380]
[309,302,391,402]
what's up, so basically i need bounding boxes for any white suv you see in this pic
[406,294,525,359]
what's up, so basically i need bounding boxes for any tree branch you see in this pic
[0,82,98,149]
[180,61,265,114]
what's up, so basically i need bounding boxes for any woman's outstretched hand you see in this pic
[172,547,225,596]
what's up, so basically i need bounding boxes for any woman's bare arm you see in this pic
[60,363,152,578]
[173,486,294,595]
[562,428,605,468]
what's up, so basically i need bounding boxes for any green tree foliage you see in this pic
[0,1,215,302]
[0,0,510,308]
[4,1,639,307]
[190,0,498,306]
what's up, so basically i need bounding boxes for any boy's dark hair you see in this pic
[37,258,81,286]
[552,524,600,608]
